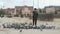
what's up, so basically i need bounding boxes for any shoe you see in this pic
[33,25,36,27]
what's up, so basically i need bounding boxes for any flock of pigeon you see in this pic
[1,22,55,32]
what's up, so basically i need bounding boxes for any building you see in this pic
[4,8,15,17]
[44,6,55,14]
[44,6,60,15]
[57,10,60,15]
[54,6,60,15]
[15,6,33,17]
[4,6,33,17]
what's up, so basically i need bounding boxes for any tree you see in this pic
[39,9,42,13]
[55,11,57,14]
[0,9,4,17]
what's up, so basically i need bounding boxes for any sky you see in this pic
[0,0,60,9]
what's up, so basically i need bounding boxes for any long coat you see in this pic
[33,10,38,19]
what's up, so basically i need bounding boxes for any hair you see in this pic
[34,8,37,10]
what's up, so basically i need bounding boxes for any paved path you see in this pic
[0,28,60,34]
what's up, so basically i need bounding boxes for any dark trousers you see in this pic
[33,19,37,26]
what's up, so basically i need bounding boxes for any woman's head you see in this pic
[34,8,37,10]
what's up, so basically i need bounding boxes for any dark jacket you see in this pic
[33,10,38,19]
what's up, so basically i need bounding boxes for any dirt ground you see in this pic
[12,17,60,23]
[0,17,60,34]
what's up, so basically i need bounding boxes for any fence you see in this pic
[38,14,54,21]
